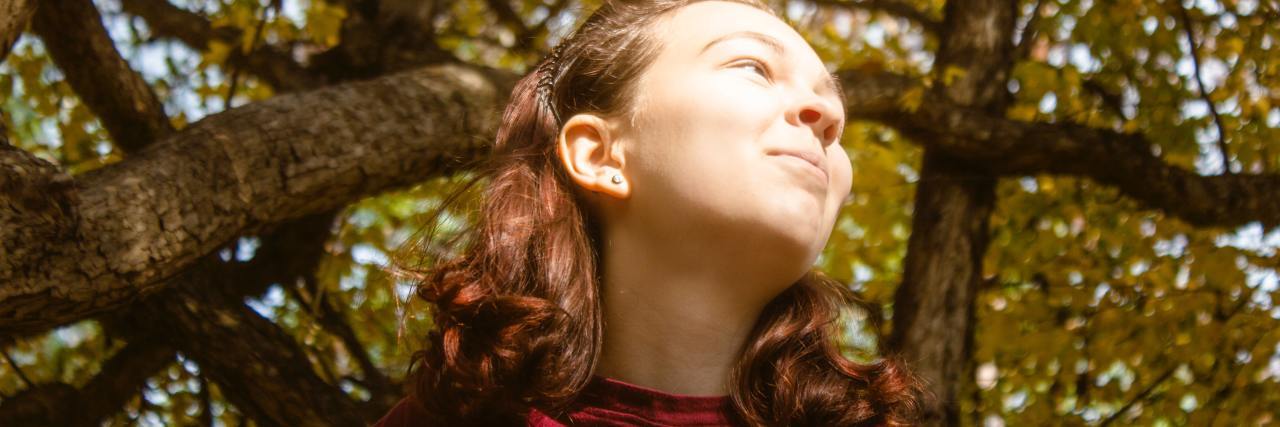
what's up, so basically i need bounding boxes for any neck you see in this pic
[593,223,783,396]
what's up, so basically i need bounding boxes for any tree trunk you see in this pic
[887,0,1017,424]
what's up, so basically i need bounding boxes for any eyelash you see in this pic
[731,58,771,82]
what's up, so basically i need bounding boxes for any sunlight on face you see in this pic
[618,1,853,282]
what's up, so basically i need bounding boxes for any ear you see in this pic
[556,113,629,199]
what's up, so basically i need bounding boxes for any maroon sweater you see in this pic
[372,375,739,426]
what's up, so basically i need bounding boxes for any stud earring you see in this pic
[610,175,623,184]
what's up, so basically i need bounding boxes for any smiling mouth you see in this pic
[769,153,828,184]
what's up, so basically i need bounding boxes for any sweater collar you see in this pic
[573,375,736,425]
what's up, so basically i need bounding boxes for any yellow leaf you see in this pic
[897,86,924,113]
[942,65,968,86]
[205,40,231,65]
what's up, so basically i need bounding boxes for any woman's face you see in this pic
[616,1,852,280]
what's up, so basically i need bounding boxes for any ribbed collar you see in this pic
[569,375,736,426]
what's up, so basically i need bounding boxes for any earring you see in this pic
[610,175,623,184]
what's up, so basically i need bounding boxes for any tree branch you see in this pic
[810,0,942,35]
[31,0,172,153]
[839,68,1280,229]
[0,144,77,297]
[120,0,319,92]
[286,275,398,402]
[0,341,175,426]
[0,63,515,337]
[1,349,33,388]
[95,210,380,426]
[1098,364,1178,426]
[225,0,281,107]
[308,0,454,82]
[1012,0,1048,61]
[1175,0,1233,175]
[122,255,372,426]
[0,0,34,61]
[484,0,529,36]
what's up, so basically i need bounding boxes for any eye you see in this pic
[731,58,771,81]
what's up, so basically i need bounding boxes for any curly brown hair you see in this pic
[392,0,927,425]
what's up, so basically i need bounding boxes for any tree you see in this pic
[1,0,1276,425]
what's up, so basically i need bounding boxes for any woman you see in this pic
[378,0,925,425]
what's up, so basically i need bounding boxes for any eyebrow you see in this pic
[700,30,846,105]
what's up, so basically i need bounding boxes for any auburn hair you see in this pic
[392,0,926,424]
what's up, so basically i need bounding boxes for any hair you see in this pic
[392,0,926,425]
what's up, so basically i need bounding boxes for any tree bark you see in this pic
[0,63,513,337]
[886,0,1017,425]
[0,341,175,426]
[119,0,321,92]
[121,255,372,427]
[32,0,173,153]
[0,0,33,60]
[840,68,1280,229]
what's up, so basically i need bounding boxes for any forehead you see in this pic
[652,1,843,100]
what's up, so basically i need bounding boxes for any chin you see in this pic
[763,228,825,274]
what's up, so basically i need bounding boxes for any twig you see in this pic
[1175,0,1232,175]
[1099,364,1178,426]
[1013,0,1048,61]
[198,374,213,427]
[1,348,33,389]
[224,0,280,109]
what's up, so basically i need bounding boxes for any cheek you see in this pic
[830,147,853,198]
[631,75,777,175]
[650,72,777,135]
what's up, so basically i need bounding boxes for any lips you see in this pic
[767,148,828,182]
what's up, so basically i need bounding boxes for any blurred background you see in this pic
[0,0,1277,425]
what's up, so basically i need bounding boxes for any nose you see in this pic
[790,94,843,148]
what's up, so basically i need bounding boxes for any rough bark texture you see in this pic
[0,144,78,305]
[0,63,512,336]
[886,0,1017,424]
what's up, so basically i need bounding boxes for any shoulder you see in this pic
[372,396,432,427]
[527,407,567,427]
[374,396,559,427]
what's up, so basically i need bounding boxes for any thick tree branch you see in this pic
[123,255,372,427]
[0,144,77,293]
[309,0,454,82]
[120,0,319,92]
[0,63,515,337]
[485,0,529,35]
[0,341,175,426]
[95,210,387,426]
[810,0,942,35]
[0,0,34,60]
[840,68,1280,229]
[31,0,172,153]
